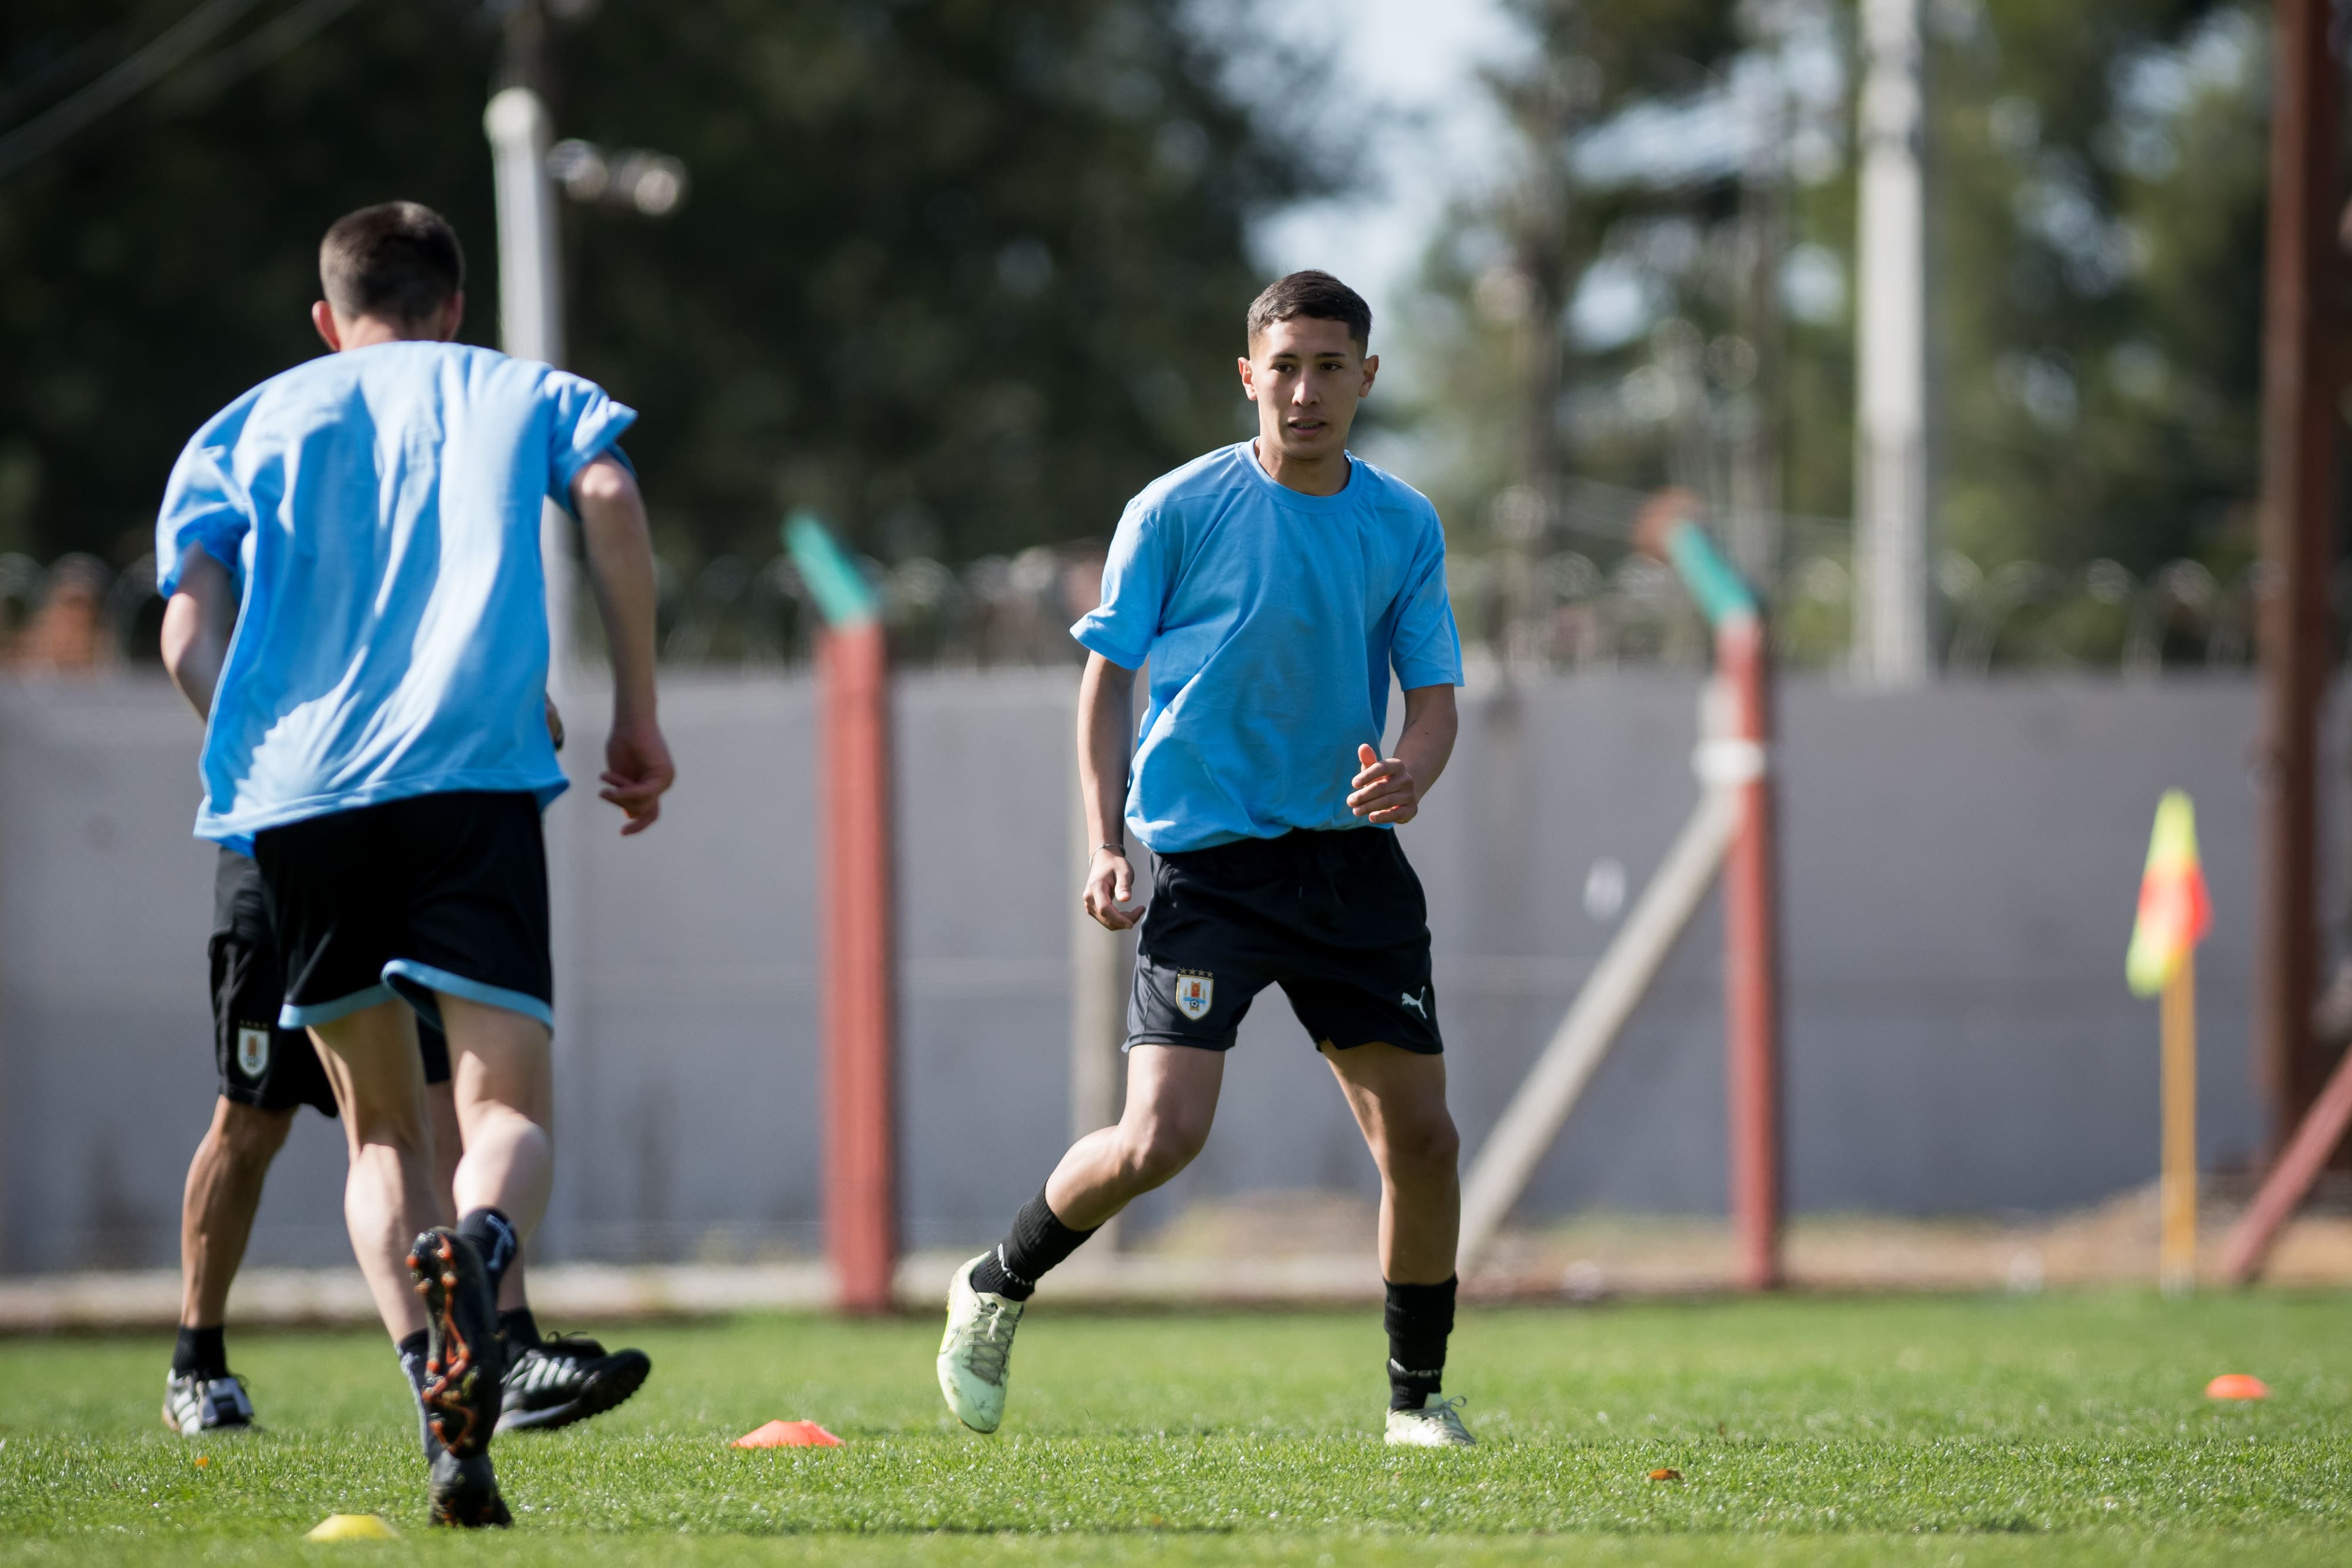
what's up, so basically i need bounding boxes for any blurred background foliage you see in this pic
[0,0,2296,671]
[1392,0,2276,671]
[0,0,1334,577]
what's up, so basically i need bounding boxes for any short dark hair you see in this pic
[1245,270,1371,353]
[319,202,464,325]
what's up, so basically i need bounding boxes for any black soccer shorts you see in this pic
[251,791,553,1034]
[211,849,450,1115]
[1127,827,1442,1055]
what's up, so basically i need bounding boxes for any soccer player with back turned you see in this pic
[937,271,1473,1447]
[155,202,674,1523]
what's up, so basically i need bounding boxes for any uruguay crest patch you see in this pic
[235,1025,270,1079]
[1174,970,1214,1022]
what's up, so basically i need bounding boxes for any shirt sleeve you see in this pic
[1389,504,1464,690]
[154,428,252,597]
[1069,499,1172,671]
[542,370,640,516]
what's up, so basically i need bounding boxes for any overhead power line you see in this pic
[0,0,270,181]
[161,0,368,109]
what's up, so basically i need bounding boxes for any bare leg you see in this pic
[426,1081,462,1225]
[438,995,553,1271]
[1320,1042,1460,1283]
[426,1073,530,1311]
[308,1001,437,1341]
[1043,1045,1224,1229]
[179,1098,294,1328]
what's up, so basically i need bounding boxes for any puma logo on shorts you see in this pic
[1124,828,1440,1056]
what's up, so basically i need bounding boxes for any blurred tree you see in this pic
[1390,2,1757,539]
[0,0,1335,576]
[0,0,500,568]
[1931,0,2266,581]
[1391,0,2274,669]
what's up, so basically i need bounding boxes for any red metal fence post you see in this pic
[2254,0,2344,1161]
[1719,617,1784,1291]
[1640,490,1785,1292]
[817,618,898,1313]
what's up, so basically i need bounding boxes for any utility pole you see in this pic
[1515,66,1571,544]
[1728,44,1788,588]
[483,0,583,1268]
[483,4,574,670]
[1851,0,1931,685]
[2254,0,2343,1156]
[1492,44,1578,664]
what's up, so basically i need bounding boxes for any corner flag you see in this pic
[2127,790,2210,999]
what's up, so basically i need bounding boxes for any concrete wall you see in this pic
[0,669,2280,1272]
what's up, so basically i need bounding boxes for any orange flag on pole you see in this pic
[2127,790,2210,998]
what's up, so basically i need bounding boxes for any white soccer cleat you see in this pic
[1384,1396,1475,1448]
[162,1371,255,1436]
[936,1251,1024,1433]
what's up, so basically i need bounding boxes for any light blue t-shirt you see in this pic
[155,340,636,852]
[1070,442,1464,854]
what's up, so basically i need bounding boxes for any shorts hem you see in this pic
[1123,1031,1235,1054]
[279,983,397,1029]
[214,1082,307,1116]
[1319,1032,1444,1057]
[383,960,553,1028]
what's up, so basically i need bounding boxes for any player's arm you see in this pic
[1078,651,1142,931]
[1348,683,1458,827]
[159,542,236,721]
[572,453,676,834]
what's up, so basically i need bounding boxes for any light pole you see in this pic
[478,0,686,1273]
[1852,0,1932,686]
[483,85,576,677]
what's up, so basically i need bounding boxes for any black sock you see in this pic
[172,1325,227,1380]
[396,1329,431,1393]
[498,1306,540,1351]
[1385,1276,1456,1411]
[455,1207,518,1298]
[968,1188,1097,1302]
[395,1330,434,1458]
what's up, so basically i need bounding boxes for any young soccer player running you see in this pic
[159,858,459,1435]
[936,271,1472,1447]
[155,202,674,1523]
[159,810,651,1438]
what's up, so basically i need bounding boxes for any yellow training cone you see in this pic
[2127,790,2210,998]
[305,1513,397,1540]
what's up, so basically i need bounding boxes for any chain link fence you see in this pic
[30,517,2274,677]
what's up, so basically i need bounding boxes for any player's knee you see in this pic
[1382,1111,1459,1179]
[342,1096,430,1156]
[1120,1117,1208,1187]
[217,1103,293,1168]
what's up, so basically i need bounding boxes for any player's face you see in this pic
[1238,317,1378,463]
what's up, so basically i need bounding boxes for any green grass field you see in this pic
[3,1292,2350,1564]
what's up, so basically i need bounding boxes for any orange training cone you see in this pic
[2205,1374,2269,1400]
[734,1419,843,1447]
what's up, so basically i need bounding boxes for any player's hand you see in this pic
[1348,742,1422,825]
[1084,847,1143,931]
[600,714,676,835]
[544,694,566,751]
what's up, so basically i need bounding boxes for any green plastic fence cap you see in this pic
[783,511,879,630]
[1663,519,1759,627]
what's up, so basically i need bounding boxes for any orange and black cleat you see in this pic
[407,1226,511,1527]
